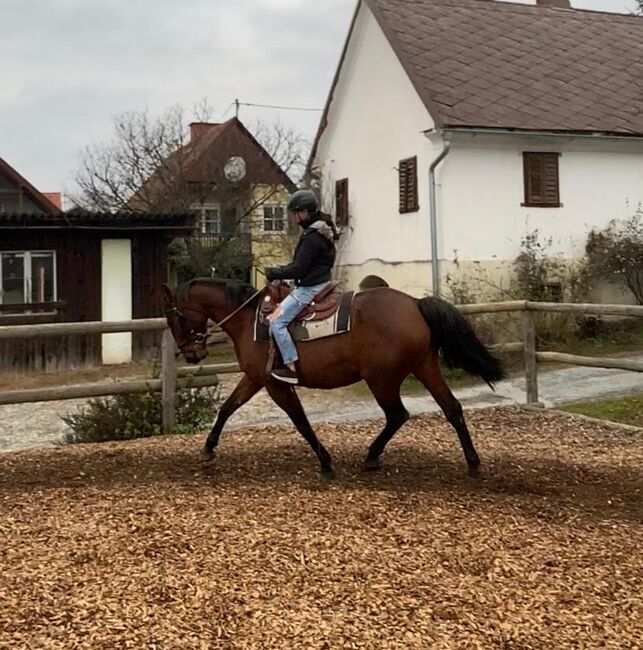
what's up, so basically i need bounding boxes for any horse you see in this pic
[161,278,505,478]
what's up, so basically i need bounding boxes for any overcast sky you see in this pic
[1,0,638,199]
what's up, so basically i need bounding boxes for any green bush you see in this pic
[62,383,221,444]
[585,210,643,305]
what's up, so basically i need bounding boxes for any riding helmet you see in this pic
[287,189,318,212]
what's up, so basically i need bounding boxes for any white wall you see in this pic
[101,239,132,365]
[314,2,643,298]
[313,1,439,295]
[440,135,643,263]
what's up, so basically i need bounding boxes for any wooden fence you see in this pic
[0,301,641,434]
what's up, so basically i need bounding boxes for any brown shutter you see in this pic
[335,178,349,226]
[399,156,418,213]
[523,153,560,207]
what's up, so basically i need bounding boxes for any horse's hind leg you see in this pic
[201,374,262,463]
[413,353,481,475]
[364,381,409,470]
[265,381,334,477]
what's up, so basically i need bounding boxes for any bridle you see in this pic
[166,287,265,351]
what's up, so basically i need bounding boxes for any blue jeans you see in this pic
[269,282,329,365]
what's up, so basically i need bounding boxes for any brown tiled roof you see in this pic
[0,158,62,215]
[309,0,643,172]
[128,117,296,211]
[369,0,643,135]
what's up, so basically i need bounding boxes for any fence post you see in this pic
[522,310,539,405]
[161,328,177,433]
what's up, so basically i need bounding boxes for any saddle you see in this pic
[260,282,341,324]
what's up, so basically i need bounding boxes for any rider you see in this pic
[265,189,339,385]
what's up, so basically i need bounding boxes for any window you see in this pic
[0,251,56,305]
[192,205,221,235]
[399,156,419,213]
[523,152,561,208]
[262,205,287,233]
[335,178,349,226]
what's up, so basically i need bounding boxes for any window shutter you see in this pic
[335,178,349,226]
[523,153,560,207]
[399,156,418,213]
[222,207,236,237]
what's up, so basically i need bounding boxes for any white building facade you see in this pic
[310,0,643,299]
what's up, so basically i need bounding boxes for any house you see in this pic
[0,157,61,216]
[0,157,192,370]
[309,0,643,299]
[130,117,298,288]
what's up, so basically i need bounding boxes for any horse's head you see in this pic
[161,283,209,364]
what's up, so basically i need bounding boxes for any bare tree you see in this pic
[252,118,310,183]
[74,105,194,213]
[73,102,307,213]
[73,102,307,281]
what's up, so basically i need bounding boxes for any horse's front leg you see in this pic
[201,373,262,463]
[265,381,334,478]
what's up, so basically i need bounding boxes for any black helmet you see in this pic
[287,189,318,212]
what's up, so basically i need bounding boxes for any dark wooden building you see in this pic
[0,211,191,372]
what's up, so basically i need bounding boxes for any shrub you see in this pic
[585,210,643,305]
[62,382,221,444]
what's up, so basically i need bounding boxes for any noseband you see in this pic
[166,286,264,351]
[165,306,209,350]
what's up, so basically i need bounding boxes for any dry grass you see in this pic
[1,407,641,649]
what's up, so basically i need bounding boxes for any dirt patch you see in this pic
[1,407,641,648]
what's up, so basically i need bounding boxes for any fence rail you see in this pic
[0,301,641,433]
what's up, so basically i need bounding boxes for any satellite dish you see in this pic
[224,156,246,182]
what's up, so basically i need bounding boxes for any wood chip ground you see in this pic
[1,407,641,649]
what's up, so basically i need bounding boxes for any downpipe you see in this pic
[428,137,451,296]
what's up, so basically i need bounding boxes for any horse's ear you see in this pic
[161,284,173,311]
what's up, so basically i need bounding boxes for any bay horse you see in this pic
[161,279,504,478]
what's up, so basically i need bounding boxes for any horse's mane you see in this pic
[176,277,264,311]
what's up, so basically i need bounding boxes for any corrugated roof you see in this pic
[0,211,194,230]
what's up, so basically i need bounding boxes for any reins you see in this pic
[167,286,265,349]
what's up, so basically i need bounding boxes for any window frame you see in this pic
[522,152,562,208]
[261,203,288,234]
[398,156,419,214]
[335,178,349,227]
[0,250,57,306]
[191,204,222,235]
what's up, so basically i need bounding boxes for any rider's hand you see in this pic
[265,267,278,282]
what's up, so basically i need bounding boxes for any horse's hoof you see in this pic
[363,458,381,472]
[200,447,216,464]
[467,465,481,486]
[321,467,336,481]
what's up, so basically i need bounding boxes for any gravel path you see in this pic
[2,357,643,452]
[0,374,377,452]
[1,407,641,648]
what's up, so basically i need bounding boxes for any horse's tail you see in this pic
[416,296,505,388]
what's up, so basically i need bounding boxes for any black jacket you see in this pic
[267,219,336,286]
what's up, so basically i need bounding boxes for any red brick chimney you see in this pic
[536,0,571,7]
[189,122,219,142]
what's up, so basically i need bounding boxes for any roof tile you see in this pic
[369,0,643,135]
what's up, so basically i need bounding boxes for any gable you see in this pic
[129,118,296,212]
[0,158,61,215]
[310,1,432,173]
